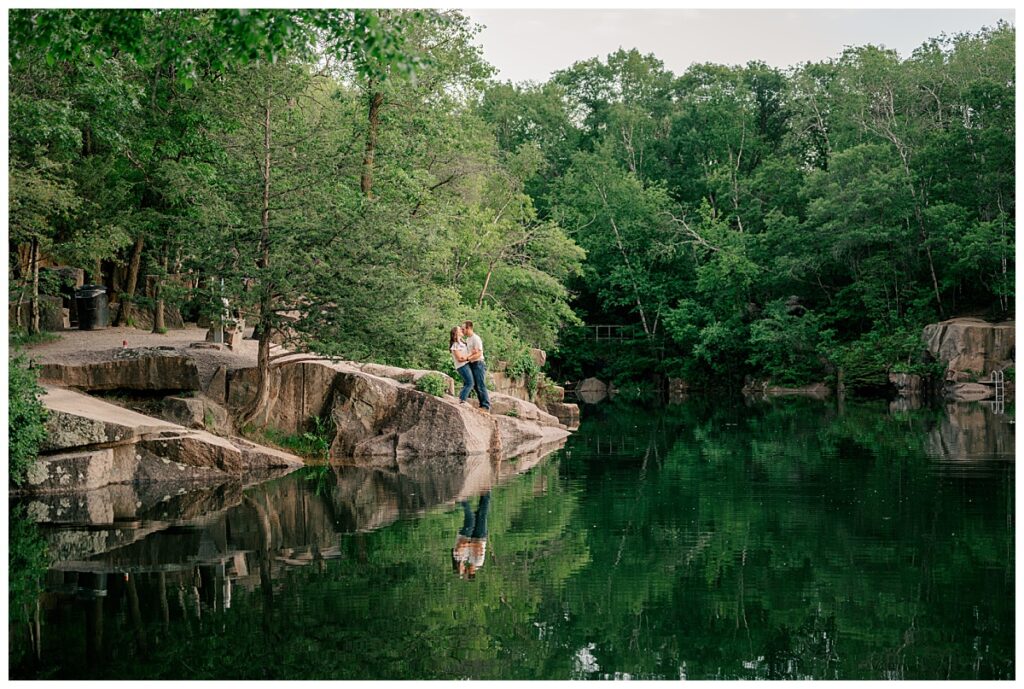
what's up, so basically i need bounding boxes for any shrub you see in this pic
[416,372,448,397]
[506,348,540,398]
[9,355,47,485]
[746,299,826,386]
[828,326,930,392]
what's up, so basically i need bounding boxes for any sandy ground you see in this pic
[22,325,275,388]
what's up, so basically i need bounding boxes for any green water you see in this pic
[10,398,1014,680]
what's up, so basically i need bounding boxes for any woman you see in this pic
[450,325,475,403]
[451,491,490,580]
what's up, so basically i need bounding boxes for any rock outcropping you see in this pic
[226,358,570,465]
[23,385,302,494]
[921,317,1014,401]
[923,318,1014,382]
[39,348,201,392]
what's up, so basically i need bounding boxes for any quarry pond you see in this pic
[10,396,1014,680]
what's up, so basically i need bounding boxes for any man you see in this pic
[462,320,491,412]
[451,492,490,580]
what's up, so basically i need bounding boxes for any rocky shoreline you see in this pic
[19,329,579,499]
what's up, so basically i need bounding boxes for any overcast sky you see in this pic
[463,9,1014,83]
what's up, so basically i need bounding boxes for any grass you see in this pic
[253,415,334,461]
[9,330,60,348]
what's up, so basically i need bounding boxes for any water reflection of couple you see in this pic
[451,492,489,580]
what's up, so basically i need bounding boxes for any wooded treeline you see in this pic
[513,22,1014,389]
[8,10,1014,396]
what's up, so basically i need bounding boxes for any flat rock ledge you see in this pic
[21,385,303,495]
[38,348,201,392]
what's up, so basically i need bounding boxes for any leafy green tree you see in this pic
[8,355,48,485]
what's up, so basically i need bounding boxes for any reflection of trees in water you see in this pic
[9,400,1013,679]
[550,399,1014,680]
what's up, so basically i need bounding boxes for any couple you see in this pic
[449,320,491,411]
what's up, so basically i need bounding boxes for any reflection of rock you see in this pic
[743,381,831,399]
[925,403,1015,460]
[889,395,924,412]
[947,382,994,402]
[922,317,1014,382]
[576,378,608,404]
[32,434,565,569]
[38,349,201,392]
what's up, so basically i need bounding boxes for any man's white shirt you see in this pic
[466,333,484,361]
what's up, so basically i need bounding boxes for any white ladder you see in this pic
[992,369,1005,415]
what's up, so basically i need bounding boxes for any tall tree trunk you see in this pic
[92,257,103,286]
[29,237,40,335]
[477,259,497,307]
[115,235,145,326]
[595,183,651,337]
[360,86,384,198]
[241,98,275,428]
[151,248,167,333]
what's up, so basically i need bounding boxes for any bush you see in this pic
[416,372,448,397]
[746,300,828,386]
[9,355,47,485]
[828,326,928,392]
[506,348,540,398]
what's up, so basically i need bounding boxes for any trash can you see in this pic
[75,285,109,330]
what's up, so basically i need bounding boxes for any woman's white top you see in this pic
[450,341,469,369]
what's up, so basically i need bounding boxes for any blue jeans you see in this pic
[456,364,475,402]
[458,493,490,539]
[467,360,490,409]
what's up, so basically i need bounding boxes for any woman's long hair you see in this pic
[449,326,461,347]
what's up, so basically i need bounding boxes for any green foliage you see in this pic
[8,506,49,623]
[746,300,827,386]
[830,326,927,391]
[260,415,333,460]
[10,402,1013,680]
[542,26,1014,390]
[8,356,48,485]
[415,372,448,397]
[9,330,60,348]
[505,349,540,398]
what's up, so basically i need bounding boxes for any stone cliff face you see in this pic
[226,358,570,465]
[921,317,1014,401]
[922,318,1014,381]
